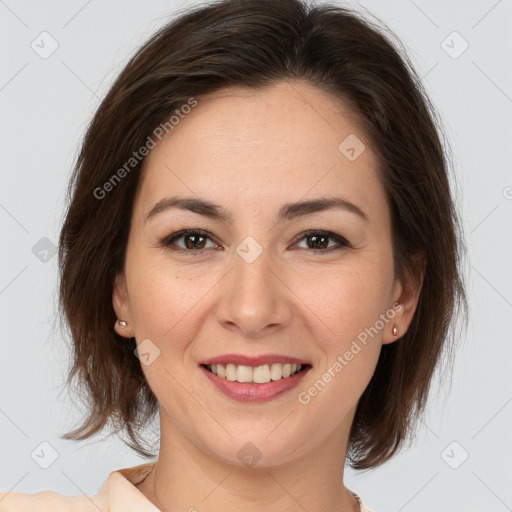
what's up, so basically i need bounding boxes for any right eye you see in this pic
[160,229,220,253]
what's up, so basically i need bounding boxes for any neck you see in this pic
[136,410,360,512]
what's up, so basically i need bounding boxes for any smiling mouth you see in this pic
[202,363,311,384]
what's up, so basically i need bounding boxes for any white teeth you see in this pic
[225,363,237,381]
[207,363,304,384]
[253,364,271,384]
[270,363,282,381]
[236,364,253,383]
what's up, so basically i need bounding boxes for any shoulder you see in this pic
[0,461,155,512]
[0,490,106,511]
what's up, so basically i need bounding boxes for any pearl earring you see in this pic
[118,320,127,327]
[391,325,398,336]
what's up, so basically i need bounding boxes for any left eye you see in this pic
[160,229,351,253]
[293,230,351,252]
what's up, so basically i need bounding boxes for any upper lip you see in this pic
[200,354,312,367]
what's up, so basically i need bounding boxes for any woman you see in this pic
[0,0,467,510]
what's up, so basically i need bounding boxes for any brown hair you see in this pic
[58,0,468,469]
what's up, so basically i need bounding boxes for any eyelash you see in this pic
[159,229,352,255]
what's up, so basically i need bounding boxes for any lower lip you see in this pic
[200,365,310,403]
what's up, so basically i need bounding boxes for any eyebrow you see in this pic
[145,195,369,224]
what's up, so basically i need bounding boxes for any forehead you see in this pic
[135,80,386,223]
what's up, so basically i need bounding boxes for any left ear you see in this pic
[382,252,426,345]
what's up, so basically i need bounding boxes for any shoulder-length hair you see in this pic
[58,0,468,469]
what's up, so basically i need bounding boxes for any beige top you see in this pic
[0,462,374,511]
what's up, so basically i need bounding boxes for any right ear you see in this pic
[112,271,135,338]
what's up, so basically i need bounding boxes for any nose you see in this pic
[215,245,293,338]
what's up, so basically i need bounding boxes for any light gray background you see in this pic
[1,0,511,510]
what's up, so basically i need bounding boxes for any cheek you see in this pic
[126,255,211,336]
[125,220,228,344]
[293,266,388,418]
[295,261,391,351]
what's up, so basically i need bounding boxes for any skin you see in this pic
[112,80,423,512]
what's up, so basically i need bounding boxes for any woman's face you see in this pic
[113,80,419,467]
